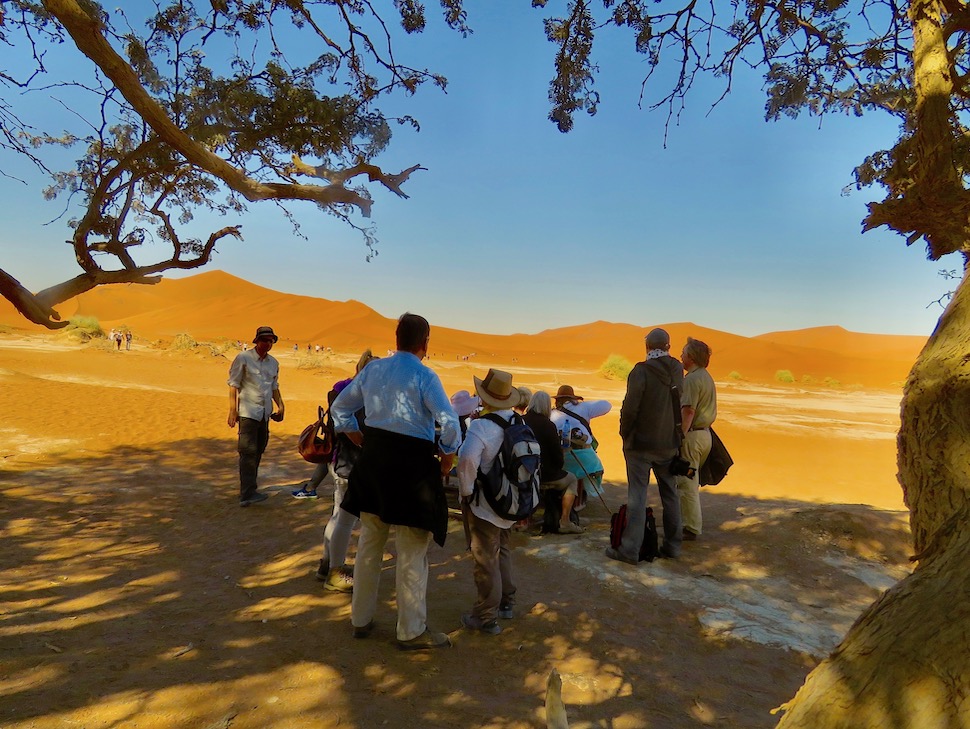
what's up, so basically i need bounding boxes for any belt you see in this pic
[689,425,709,432]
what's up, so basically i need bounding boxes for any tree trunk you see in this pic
[774,268,970,727]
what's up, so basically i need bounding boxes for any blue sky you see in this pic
[0,2,951,337]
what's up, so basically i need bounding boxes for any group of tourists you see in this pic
[224,315,717,650]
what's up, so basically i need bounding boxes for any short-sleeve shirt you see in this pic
[682,366,717,428]
[227,349,279,421]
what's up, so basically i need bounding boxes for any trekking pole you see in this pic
[567,448,614,516]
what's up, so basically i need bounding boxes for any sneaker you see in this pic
[352,620,375,639]
[498,598,514,620]
[557,521,585,535]
[324,567,354,593]
[292,487,318,499]
[314,559,330,581]
[239,492,269,507]
[461,613,502,635]
[604,547,639,565]
[396,629,452,651]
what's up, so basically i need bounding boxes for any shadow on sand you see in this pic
[0,437,911,728]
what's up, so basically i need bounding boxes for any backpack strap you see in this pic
[643,360,683,440]
[558,405,592,435]
[472,412,515,507]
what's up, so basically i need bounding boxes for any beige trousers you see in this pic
[351,512,433,641]
[676,428,712,535]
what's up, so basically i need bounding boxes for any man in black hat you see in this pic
[608,327,684,562]
[228,325,285,506]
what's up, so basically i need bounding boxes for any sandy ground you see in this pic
[0,335,913,728]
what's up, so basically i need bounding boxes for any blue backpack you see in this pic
[473,413,542,520]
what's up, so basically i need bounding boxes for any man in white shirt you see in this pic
[457,368,523,635]
[227,326,285,507]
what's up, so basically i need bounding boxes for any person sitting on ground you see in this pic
[524,391,584,535]
[458,368,522,634]
[550,385,611,507]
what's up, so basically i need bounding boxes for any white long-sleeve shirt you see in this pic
[458,410,517,529]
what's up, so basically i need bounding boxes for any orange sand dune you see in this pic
[0,270,927,388]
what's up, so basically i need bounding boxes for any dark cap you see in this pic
[645,328,670,349]
[253,326,278,344]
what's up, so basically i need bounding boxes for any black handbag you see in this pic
[699,427,733,486]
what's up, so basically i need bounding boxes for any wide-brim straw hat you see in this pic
[450,389,481,417]
[554,384,583,403]
[473,369,519,410]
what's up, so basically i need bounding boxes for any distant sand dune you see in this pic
[0,270,926,388]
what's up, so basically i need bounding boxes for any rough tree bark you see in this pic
[774,263,970,727]
[774,2,970,722]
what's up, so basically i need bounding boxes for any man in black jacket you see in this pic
[608,327,685,563]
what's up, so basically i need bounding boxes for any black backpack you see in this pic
[473,413,542,520]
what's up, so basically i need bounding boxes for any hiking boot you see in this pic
[240,492,268,507]
[397,629,452,651]
[314,559,330,581]
[604,547,638,565]
[461,613,502,635]
[558,521,585,535]
[324,567,354,593]
[291,487,318,499]
[352,620,375,639]
[498,598,514,620]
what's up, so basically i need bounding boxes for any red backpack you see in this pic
[609,504,659,562]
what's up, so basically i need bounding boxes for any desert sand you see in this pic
[0,272,920,728]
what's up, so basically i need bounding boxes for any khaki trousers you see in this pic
[352,512,433,641]
[676,428,713,535]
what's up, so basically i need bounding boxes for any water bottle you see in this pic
[561,419,571,449]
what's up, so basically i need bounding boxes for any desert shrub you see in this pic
[171,333,198,350]
[775,369,795,384]
[58,315,104,343]
[206,338,236,356]
[599,354,633,380]
[728,371,743,380]
[823,376,841,388]
[801,374,817,384]
[67,315,103,337]
[297,353,331,371]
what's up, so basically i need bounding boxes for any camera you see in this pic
[669,456,695,478]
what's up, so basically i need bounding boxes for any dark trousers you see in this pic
[621,453,682,558]
[466,510,515,623]
[238,417,269,500]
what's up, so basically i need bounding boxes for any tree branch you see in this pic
[41,0,421,218]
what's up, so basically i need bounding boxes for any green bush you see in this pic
[728,371,743,380]
[599,354,633,380]
[823,376,841,388]
[58,316,104,342]
[172,333,198,350]
[775,369,795,384]
[801,374,817,384]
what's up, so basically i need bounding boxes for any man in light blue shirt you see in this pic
[332,313,460,651]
